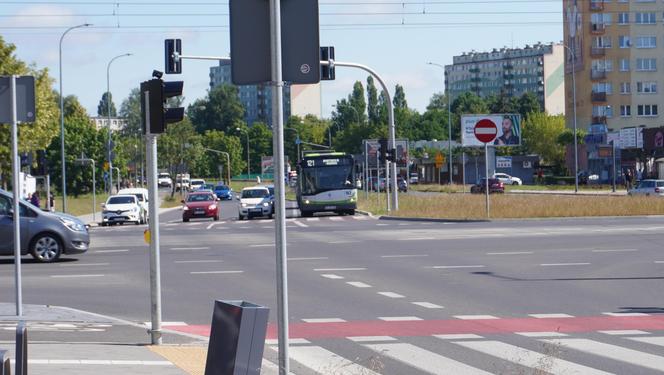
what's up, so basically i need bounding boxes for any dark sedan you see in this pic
[470,178,505,194]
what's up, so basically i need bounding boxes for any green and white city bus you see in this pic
[297,151,357,217]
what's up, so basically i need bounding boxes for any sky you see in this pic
[1,0,563,120]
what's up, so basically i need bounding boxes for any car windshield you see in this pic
[133,194,144,201]
[657,181,664,187]
[158,173,170,178]
[215,185,229,191]
[242,189,268,199]
[187,194,214,202]
[191,180,204,185]
[108,196,135,204]
[639,181,656,188]
[268,187,275,196]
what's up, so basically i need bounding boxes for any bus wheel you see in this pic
[301,211,313,218]
[347,209,355,216]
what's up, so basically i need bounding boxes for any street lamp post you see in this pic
[203,148,231,184]
[236,128,250,177]
[106,53,132,194]
[59,23,92,212]
[562,44,579,193]
[427,62,453,185]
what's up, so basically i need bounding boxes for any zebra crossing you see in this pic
[269,330,664,374]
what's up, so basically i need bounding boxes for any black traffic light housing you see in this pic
[141,77,184,134]
[165,39,182,74]
[378,138,388,162]
[386,148,396,162]
[320,46,335,81]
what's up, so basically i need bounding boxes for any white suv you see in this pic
[157,173,172,187]
[493,173,522,186]
[118,188,149,224]
[101,195,142,226]
[238,186,272,220]
[629,179,664,196]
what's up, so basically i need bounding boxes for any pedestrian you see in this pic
[625,169,633,191]
[30,191,40,208]
[49,192,55,212]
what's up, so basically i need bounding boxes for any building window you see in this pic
[592,59,613,72]
[635,36,657,48]
[620,59,630,71]
[635,12,657,24]
[637,104,658,116]
[618,12,629,24]
[593,82,613,94]
[593,105,613,117]
[620,82,631,94]
[619,36,631,48]
[636,81,657,93]
[620,105,631,117]
[636,58,657,71]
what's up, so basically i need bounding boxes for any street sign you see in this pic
[435,152,444,168]
[0,76,35,123]
[496,156,512,168]
[103,161,109,171]
[474,119,498,144]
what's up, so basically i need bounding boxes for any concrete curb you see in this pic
[355,210,664,223]
[378,215,490,223]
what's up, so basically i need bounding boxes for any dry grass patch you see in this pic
[359,193,664,219]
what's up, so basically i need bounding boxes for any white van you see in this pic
[118,188,149,224]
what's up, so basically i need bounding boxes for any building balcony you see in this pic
[503,73,514,80]
[592,115,607,124]
[591,91,608,102]
[470,77,482,83]
[590,23,606,34]
[590,47,606,57]
[469,68,480,74]
[590,1,603,11]
[503,64,514,70]
[470,85,480,92]
[591,70,607,80]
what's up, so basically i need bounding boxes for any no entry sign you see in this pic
[474,119,498,144]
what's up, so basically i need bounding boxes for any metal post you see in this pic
[365,140,369,199]
[485,142,490,219]
[46,174,51,211]
[145,91,162,345]
[269,0,289,372]
[462,151,466,193]
[107,53,131,195]
[92,161,96,223]
[448,89,453,185]
[564,45,579,194]
[385,159,390,212]
[10,76,22,317]
[612,141,617,193]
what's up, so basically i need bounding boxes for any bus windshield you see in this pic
[301,164,354,195]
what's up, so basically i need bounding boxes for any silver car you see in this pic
[0,189,90,263]
[628,179,664,197]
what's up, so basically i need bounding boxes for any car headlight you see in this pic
[262,202,269,207]
[59,217,87,232]
[182,206,189,211]
[132,207,139,212]
[208,204,217,210]
[241,203,247,207]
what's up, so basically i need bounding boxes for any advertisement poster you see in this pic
[461,114,522,147]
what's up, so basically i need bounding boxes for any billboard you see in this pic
[461,114,522,147]
[364,139,408,168]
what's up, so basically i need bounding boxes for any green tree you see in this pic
[119,88,142,136]
[348,81,367,126]
[485,94,518,114]
[517,92,542,119]
[393,84,408,110]
[426,92,448,111]
[157,118,203,197]
[522,112,566,166]
[197,130,245,181]
[97,91,117,117]
[451,92,489,140]
[188,84,245,133]
[557,129,587,146]
[248,122,273,174]
[285,115,329,163]
[366,76,380,126]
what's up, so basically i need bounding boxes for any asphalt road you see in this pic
[3,199,664,374]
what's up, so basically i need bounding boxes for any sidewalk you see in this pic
[0,303,281,375]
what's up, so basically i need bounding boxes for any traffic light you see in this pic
[140,77,184,134]
[386,148,396,162]
[378,138,388,162]
[320,46,335,81]
[37,149,47,175]
[164,39,182,74]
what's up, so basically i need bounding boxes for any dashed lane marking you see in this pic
[434,334,484,340]
[50,274,105,278]
[540,262,591,266]
[600,330,650,335]
[346,281,372,288]
[603,312,650,317]
[305,218,320,222]
[378,316,423,321]
[377,292,405,298]
[59,263,110,267]
[249,244,274,248]
[302,318,347,323]
[292,220,308,228]
[453,315,499,320]
[528,313,575,319]
[313,267,366,271]
[288,257,328,261]
[398,237,435,241]
[189,270,244,275]
[592,249,639,253]
[170,247,210,251]
[347,336,397,342]
[95,249,129,253]
[428,265,486,269]
[412,302,444,309]
[174,260,222,264]
[320,274,344,279]
[515,331,569,337]
[487,251,534,255]
[381,254,428,258]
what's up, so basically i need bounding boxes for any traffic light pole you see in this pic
[9,76,23,317]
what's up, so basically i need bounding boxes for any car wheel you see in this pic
[183,218,189,222]
[135,221,140,225]
[238,215,244,221]
[347,209,355,216]
[213,215,219,221]
[513,181,519,185]
[101,222,107,227]
[119,222,124,226]
[301,211,313,218]
[30,233,62,263]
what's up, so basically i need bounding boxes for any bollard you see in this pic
[15,322,26,375]
[204,300,269,375]
[0,350,10,375]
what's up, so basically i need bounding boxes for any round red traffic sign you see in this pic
[474,119,498,143]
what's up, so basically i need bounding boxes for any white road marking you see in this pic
[528,313,575,319]
[378,316,422,321]
[365,342,492,375]
[170,247,210,251]
[313,267,366,271]
[376,223,390,226]
[328,240,358,244]
[305,218,320,222]
[346,281,372,288]
[397,223,411,226]
[626,336,664,346]
[602,312,649,317]
[592,249,638,253]
[347,336,397,342]
[542,338,664,372]
[249,244,273,248]
[21,359,172,366]
[174,260,222,264]
[288,345,381,375]
[266,338,310,345]
[59,263,110,267]
[144,321,186,327]
[329,217,344,221]
[457,340,612,375]
[302,318,346,323]
[487,251,534,255]
[292,220,308,228]
[515,331,569,337]
[429,265,486,269]
[412,302,444,309]
[434,334,483,340]
[206,223,218,230]
[190,270,244,275]
[352,216,367,220]
[453,315,499,320]
[654,261,664,264]
[50,274,105,278]
[600,330,650,335]
[95,249,129,253]
[320,274,344,279]
[377,292,405,298]
[381,254,429,258]
[540,263,591,266]
[288,257,329,261]
[398,237,435,241]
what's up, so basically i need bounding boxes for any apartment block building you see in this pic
[444,43,565,115]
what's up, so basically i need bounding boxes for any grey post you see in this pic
[145,90,163,345]
[485,142,490,218]
[269,0,290,372]
[612,141,617,193]
[112,166,120,191]
[106,53,132,195]
[59,23,91,213]
[427,62,453,185]
[562,45,579,193]
[10,76,22,317]
[46,174,51,211]
[365,140,369,199]
[462,152,466,193]
[15,322,27,375]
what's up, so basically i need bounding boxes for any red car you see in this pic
[470,178,505,194]
[182,192,220,222]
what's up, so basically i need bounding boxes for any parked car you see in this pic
[470,178,505,194]
[238,186,272,220]
[190,179,206,191]
[118,188,149,224]
[0,189,89,263]
[492,173,522,186]
[182,191,220,222]
[101,195,142,226]
[409,173,419,185]
[157,173,172,188]
[213,184,233,200]
[628,179,664,197]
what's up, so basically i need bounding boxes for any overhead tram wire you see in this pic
[1,0,564,4]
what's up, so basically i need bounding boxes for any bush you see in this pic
[544,176,575,185]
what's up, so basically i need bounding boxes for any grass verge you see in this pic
[52,194,109,217]
[359,193,664,219]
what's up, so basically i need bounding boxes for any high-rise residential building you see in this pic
[563,0,663,132]
[444,43,565,115]
[209,61,321,127]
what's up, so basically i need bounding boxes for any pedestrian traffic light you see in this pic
[140,76,184,134]
[320,46,335,81]
[378,138,388,162]
[386,148,396,162]
[164,39,182,74]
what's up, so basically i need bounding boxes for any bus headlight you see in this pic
[304,199,310,204]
